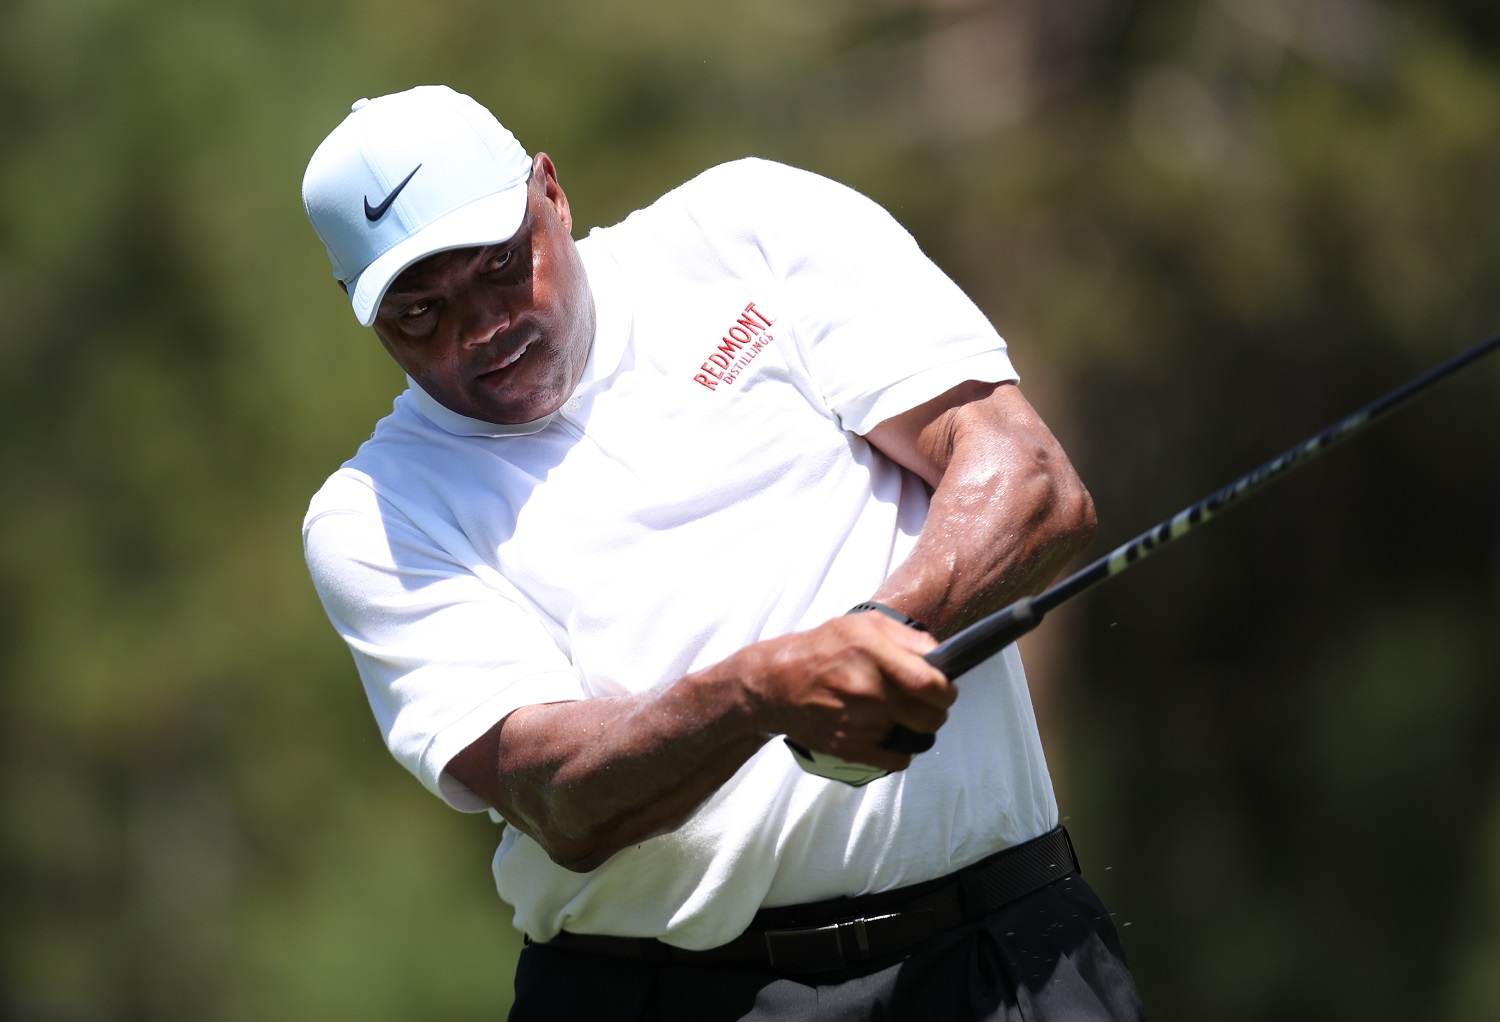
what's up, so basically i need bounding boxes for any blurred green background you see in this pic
[3,0,1498,1018]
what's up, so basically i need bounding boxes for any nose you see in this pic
[456,289,511,350]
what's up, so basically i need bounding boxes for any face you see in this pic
[370,153,596,425]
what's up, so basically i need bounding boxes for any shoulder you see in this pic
[678,157,830,195]
[301,394,437,532]
[595,158,911,265]
[670,158,891,221]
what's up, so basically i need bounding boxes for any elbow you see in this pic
[516,804,619,874]
[548,841,612,874]
[517,817,614,873]
[539,820,672,874]
[483,778,609,873]
[523,795,679,874]
[1060,475,1098,557]
[1028,446,1097,564]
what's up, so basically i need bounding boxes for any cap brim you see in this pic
[349,182,530,327]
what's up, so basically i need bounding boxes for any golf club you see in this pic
[791,330,1500,784]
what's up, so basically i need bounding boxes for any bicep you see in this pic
[864,379,1045,488]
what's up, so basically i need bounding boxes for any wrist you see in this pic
[847,601,930,633]
[689,642,782,738]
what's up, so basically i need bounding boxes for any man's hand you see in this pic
[738,611,951,775]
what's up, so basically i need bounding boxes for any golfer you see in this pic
[301,85,1144,1021]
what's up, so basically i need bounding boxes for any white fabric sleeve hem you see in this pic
[841,350,1019,436]
[423,669,587,812]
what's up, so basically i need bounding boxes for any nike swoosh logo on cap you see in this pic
[364,164,422,222]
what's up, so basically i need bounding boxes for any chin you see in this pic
[474,388,565,426]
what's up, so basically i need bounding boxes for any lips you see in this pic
[476,331,539,381]
[493,339,532,371]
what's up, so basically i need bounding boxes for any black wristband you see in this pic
[847,601,930,634]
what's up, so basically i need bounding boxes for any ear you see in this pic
[338,280,349,295]
[533,152,572,233]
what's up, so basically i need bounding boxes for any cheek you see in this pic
[544,255,591,331]
[386,337,463,391]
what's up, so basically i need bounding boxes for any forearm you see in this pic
[450,664,768,873]
[866,382,1097,638]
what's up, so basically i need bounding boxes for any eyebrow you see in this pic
[383,209,535,301]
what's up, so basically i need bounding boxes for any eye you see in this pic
[486,250,514,274]
[401,298,436,320]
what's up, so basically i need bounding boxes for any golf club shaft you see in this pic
[925,330,1500,682]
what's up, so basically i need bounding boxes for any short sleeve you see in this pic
[679,160,1019,434]
[303,484,584,812]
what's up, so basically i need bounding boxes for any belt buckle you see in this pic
[763,922,846,972]
[762,911,930,973]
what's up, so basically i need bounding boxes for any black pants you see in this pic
[509,876,1144,1021]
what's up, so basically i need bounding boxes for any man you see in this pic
[301,85,1143,1020]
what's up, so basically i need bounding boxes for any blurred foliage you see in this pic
[2,0,1496,1018]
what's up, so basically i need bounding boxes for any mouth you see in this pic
[477,334,538,381]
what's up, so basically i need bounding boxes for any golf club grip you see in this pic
[883,597,1046,756]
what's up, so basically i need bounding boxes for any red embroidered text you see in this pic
[693,302,776,391]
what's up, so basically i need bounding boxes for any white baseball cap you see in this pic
[302,85,533,326]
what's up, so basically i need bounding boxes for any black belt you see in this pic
[535,826,1079,975]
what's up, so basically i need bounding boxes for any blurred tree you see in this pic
[1,0,1495,1019]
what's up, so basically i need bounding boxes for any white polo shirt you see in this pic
[303,158,1058,950]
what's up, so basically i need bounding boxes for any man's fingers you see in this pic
[883,690,949,734]
[879,643,956,712]
[848,609,940,656]
[814,728,914,774]
[838,613,953,706]
[882,725,935,755]
[799,687,946,767]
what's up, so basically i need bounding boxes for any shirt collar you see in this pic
[402,231,634,437]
